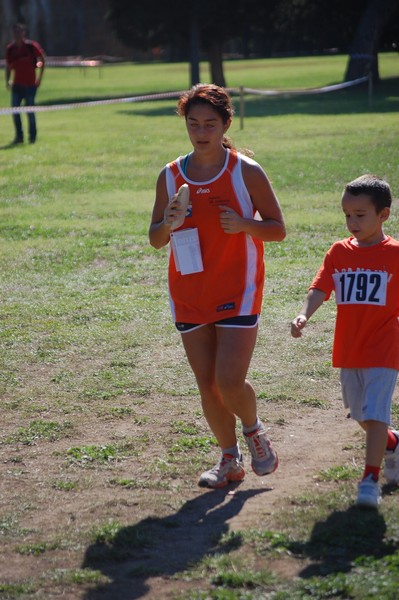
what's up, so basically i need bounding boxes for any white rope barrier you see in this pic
[236,76,368,97]
[229,75,370,129]
[0,76,369,116]
[0,90,185,115]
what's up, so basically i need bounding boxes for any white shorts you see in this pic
[340,367,398,425]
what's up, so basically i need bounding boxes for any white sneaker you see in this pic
[243,423,278,476]
[356,474,381,509]
[384,430,399,484]
[198,454,245,488]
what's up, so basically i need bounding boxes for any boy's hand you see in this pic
[291,315,307,338]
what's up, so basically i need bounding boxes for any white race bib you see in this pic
[333,270,388,305]
[170,227,204,276]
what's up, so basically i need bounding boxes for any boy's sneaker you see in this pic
[384,430,399,484]
[198,454,245,488]
[356,474,381,509]
[243,424,278,476]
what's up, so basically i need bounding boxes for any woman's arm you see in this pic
[148,169,173,249]
[219,159,286,242]
[149,169,188,249]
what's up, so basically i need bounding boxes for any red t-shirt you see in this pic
[6,39,44,86]
[310,236,399,369]
[166,150,265,323]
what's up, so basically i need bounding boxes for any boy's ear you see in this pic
[380,206,390,222]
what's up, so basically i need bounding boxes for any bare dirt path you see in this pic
[0,388,364,600]
[82,399,359,600]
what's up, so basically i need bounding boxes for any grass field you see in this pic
[0,54,399,599]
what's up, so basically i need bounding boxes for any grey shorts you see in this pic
[340,367,398,425]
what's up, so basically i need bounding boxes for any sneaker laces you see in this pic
[246,429,270,459]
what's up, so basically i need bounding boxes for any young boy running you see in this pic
[291,174,399,509]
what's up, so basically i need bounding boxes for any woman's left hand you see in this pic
[219,205,244,234]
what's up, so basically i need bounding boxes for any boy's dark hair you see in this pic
[345,174,392,212]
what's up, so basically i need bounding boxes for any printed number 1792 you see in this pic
[334,271,387,305]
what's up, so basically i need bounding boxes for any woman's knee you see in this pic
[196,376,219,399]
[216,372,245,400]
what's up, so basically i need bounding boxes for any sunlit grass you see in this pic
[0,55,398,599]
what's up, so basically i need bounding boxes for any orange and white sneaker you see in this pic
[244,423,278,476]
[198,454,245,488]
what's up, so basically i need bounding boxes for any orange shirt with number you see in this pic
[310,236,399,369]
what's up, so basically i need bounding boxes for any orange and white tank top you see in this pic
[166,149,265,323]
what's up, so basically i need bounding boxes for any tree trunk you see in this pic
[189,5,200,86]
[207,39,226,87]
[344,0,398,83]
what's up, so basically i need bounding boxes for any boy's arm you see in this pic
[291,288,327,338]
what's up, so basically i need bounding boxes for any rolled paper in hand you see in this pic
[170,184,190,230]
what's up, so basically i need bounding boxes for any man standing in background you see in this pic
[5,23,45,144]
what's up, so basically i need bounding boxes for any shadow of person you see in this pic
[290,505,396,579]
[0,141,24,150]
[81,485,271,599]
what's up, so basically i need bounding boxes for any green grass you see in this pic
[0,53,397,105]
[0,54,398,599]
[66,441,138,466]
[317,465,362,482]
[4,419,73,444]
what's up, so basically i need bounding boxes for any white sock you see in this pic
[242,417,261,434]
[222,444,240,459]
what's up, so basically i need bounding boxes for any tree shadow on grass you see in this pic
[81,485,271,599]
[290,501,397,579]
[236,77,399,119]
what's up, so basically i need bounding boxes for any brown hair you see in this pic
[177,83,255,156]
[345,174,392,213]
[177,83,235,150]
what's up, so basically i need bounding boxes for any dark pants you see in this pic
[11,84,38,142]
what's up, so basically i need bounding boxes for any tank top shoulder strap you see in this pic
[180,153,192,176]
[226,148,239,173]
[167,156,188,178]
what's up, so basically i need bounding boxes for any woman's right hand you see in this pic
[164,194,188,230]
